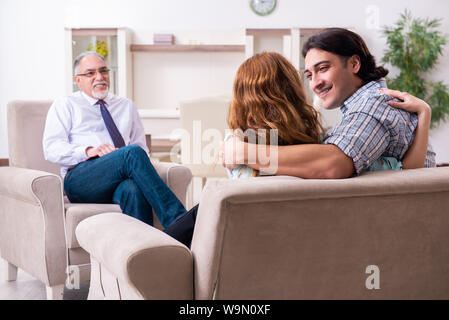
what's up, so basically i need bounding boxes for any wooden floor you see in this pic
[0,260,89,300]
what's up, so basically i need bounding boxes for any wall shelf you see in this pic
[130,44,245,52]
[246,28,291,36]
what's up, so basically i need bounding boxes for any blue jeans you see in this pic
[64,145,186,227]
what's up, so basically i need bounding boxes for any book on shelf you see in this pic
[153,33,174,45]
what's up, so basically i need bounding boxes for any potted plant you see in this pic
[382,10,449,127]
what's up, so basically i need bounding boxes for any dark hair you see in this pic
[302,28,388,83]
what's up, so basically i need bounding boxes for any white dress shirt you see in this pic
[43,91,148,177]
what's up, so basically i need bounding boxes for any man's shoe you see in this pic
[163,204,199,248]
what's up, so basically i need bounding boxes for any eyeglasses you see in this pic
[76,68,110,78]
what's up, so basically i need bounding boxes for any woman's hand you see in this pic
[220,135,246,169]
[377,88,431,169]
[377,88,431,116]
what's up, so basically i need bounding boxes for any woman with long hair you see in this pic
[225,51,323,178]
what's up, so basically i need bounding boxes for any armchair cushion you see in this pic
[64,203,122,249]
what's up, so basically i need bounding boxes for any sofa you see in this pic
[0,100,192,299]
[76,167,449,299]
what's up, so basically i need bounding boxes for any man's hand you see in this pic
[86,143,118,158]
[220,135,246,169]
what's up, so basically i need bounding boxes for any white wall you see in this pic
[1,0,449,162]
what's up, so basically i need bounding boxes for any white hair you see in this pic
[73,51,106,75]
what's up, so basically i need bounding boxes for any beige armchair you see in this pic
[76,167,449,299]
[0,100,192,299]
[178,96,230,206]
[178,95,230,178]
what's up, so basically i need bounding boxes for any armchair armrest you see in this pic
[0,167,61,203]
[0,167,66,286]
[76,212,193,300]
[152,161,192,207]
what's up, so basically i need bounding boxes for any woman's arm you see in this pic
[378,89,431,169]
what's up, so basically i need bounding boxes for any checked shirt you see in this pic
[323,79,436,175]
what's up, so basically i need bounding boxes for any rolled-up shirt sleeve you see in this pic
[43,98,90,167]
[323,111,390,175]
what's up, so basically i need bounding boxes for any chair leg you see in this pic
[46,284,65,300]
[3,259,18,281]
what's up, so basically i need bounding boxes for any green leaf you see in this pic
[381,10,449,127]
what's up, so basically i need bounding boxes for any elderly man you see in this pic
[43,51,186,227]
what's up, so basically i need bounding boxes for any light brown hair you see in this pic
[228,51,323,146]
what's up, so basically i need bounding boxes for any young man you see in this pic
[222,28,436,177]
[43,51,187,227]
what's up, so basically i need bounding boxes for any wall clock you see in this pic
[250,0,277,16]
